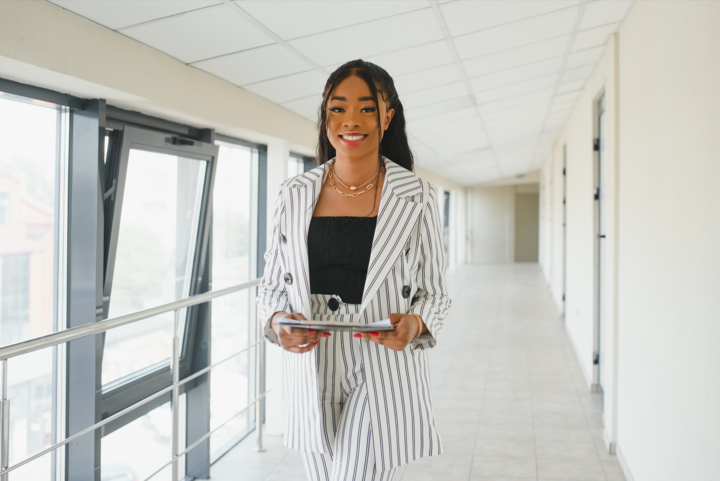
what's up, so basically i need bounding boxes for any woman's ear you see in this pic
[384,108,395,132]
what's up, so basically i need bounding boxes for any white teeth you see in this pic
[343,134,364,141]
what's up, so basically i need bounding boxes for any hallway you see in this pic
[210,264,625,481]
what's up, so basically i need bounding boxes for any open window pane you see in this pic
[103,150,207,385]
[0,94,66,479]
[209,142,257,457]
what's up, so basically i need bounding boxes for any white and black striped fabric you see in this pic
[301,294,407,481]
[256,158,452,472]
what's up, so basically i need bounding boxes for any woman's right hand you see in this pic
[271,312,330,353]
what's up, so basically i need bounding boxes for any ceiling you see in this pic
[49,0,633,185]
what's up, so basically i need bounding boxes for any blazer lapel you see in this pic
[285,163,326,319]
[360,159,424,315]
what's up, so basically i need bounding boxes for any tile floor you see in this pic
[206,264,625,481]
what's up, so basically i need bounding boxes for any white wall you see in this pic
[540,2,720,479]
[467,185,515,263]
[539,32,620,436]
[614,2,720,479]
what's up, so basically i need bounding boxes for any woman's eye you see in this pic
[329,106,344,113]
[362,107,377,113]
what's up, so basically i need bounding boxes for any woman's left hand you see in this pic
[355,314,426,351]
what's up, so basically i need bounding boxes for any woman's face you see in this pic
[326,75,395,162]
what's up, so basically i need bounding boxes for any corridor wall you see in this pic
[540,2,720,479]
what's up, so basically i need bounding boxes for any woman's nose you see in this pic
[342,109,360,128]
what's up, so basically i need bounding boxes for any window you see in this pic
[288,154,304,178]
[209,140,259,459]
[102,149,208,385]
[0,91,68,479]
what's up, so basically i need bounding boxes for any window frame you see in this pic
[1,77,269,480]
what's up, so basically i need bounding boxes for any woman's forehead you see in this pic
[332,75,373,98]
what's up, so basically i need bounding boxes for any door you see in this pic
[595,94,607,394]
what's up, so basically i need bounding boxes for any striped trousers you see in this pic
[301,295,407,481]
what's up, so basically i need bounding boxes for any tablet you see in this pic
[275,317,395,332]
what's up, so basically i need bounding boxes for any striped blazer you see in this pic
[256,158,451,471]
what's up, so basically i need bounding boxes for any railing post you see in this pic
[171,310,181,481]
[1,359,9,481]
[254,333,265,452]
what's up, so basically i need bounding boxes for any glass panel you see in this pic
[209,143,257,457]
[288,154,304,178]
[101,399,184,481]
[103,150,207,385]
[0,94,65,479]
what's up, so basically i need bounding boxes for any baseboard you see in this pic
[616,445,635,481]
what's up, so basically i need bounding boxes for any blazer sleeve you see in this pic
[256,186,289,346]
[408,183,452,350]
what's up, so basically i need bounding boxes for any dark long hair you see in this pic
[316,59,414,172]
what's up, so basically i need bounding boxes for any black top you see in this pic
[308,216,377,305]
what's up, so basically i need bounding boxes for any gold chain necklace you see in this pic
[328,164,383,198]
[333,165,378,191]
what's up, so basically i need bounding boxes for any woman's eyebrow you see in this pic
[330,96,375,102]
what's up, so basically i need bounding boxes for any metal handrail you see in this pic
[0,278,261,361]
[0,278,265,480]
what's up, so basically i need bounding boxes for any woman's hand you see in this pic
[354,314,427,351]
[271,312,330,353]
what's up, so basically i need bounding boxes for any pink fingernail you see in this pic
[370,332,379,337]
[313,340,319,346]
[353,333,362,338]
[322,332,331,337]
[308,329,317,334]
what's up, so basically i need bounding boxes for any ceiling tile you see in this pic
[402,81,466,110]
[412,117,482,137]
[441,1,579,37]
[560,65,595,84]
[192,44,312,86]
[394,64,463,95]
[121,5,274,63]
[243,70,328,104]
[288,9,444,66]
[579,0,633,31]
[485,110,547,131]
[462,36,568,78]
[50,0,222,30]
[405,95,475,122]
[476,83,555,107]
[565,46,605,71]
[453,7,579,60]
[362,41,454,78]
[553,89,581,107]
[572,22,619,52]
[469,57,563,93]
[480,90,554,115]
[556,78,585,95]
[281,95,323,120]
[407,106,477,131]
[236,1,429,40]
[480,97,551,121]
[423,131,488,149]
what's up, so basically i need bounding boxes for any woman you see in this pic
[257,59,451,481]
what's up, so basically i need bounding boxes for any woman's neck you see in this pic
[332,154,383,186]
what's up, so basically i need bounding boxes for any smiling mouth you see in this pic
[340,133,367,141]
[339,133,368,147]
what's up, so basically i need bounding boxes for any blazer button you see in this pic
[328,297,339,311]
[402,286,411,298]
[280,233,287,244]
[284,273,293,285]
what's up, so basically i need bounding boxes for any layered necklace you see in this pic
[328,161,384,198]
